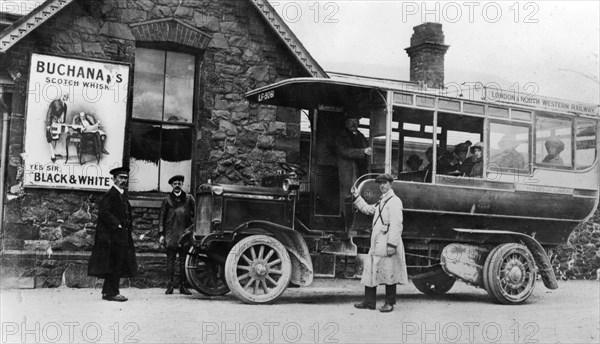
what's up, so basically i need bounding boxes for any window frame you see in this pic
[129,44,200,195]
[486,119,533,175]
[533,112,574,171]
[574,117,599,172]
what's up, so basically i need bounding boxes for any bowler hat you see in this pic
[168,175,185,184]
[109,167,129,176]
[375,173,394,183]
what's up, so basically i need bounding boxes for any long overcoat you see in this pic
[354,189,408,287]
[159,191,195,249]
[335,128,369,205]
[88,187,137,278]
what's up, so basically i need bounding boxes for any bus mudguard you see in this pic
[450,228,558,289]
[232,220,314,287]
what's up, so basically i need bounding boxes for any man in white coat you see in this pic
[352,173,408,312]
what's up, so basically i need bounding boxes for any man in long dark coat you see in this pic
[88,167,137,302]
[335,117,372,215]
[159,175,195,295]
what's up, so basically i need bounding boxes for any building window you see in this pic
[130,48,195,192]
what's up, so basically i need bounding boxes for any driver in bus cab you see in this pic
[335,116,372,214]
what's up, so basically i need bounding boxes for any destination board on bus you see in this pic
[485,88,599,116]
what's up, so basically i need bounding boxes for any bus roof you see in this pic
[245,74,600,118]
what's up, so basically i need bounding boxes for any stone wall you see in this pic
[1,251,178,289]
[552,208,600,280]
[1,0,307,270]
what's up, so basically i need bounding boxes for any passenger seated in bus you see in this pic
[463,142,484,177]
[446,141,472,176]
[335,116,372,212]
[424,146,436,172]
[437,149,459,175]
[490,134,526,170]
[542,136,565,165]
[405,154,423,172]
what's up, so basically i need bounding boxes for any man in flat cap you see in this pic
[159,175,195,295]
[352,173,407,312]
[88,167,137,302]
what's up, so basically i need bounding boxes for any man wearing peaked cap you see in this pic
[352,172,407,313]
[159,174,195,295]
[374,173,394,183]
[88,166,137,302]
[335,116,372,217]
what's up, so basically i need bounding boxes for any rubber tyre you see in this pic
[225,235,292,304]
[483,243,537,305]
[185,246,230,296]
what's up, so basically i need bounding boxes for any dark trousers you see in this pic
[102,274,120,296]
[364,285,396,305]
[166,247,186,286]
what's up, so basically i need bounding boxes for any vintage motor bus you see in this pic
[184,73,599,305]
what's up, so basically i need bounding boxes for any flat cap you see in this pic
[375,173,394,183]
[168,175,185,184]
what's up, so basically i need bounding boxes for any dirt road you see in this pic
[1,279,598,343]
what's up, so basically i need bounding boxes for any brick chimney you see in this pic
[405,23,449,89]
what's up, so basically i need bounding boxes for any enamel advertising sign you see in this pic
[23,53,130,190]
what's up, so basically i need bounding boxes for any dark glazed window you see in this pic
[130,48,195,192]
[575,119,598,170]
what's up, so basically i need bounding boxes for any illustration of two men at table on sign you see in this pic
[45,95,109,164]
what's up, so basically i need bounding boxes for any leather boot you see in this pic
[354,286,376,310]
[379,303,394,312]
[179,284,192,295]
[385,284,396,305]
[165,282,174,295]
[380,284,396,312]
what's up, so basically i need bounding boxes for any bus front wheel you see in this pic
[225,235,292,303]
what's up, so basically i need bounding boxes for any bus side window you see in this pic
[575,119,598,170]
[535,115,572,168]
[488,122,530,172]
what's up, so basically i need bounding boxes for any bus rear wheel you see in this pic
[225,235,292,303]
[483,243,537,304]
